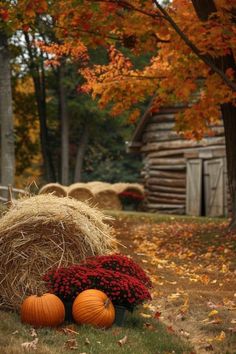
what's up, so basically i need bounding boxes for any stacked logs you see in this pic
[138,108,227,214]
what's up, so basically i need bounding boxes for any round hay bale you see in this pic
[90,185,122,211]
[86,181,112,188]
[112,183,144,196]
[68,183,95,203]
[39,183,67,197]
[0,195,115,310]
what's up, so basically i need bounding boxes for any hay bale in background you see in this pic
[112,183,144,196]
[90,185,122,210]
[112,183,145,210]
[0,195,115,310]
[39,183,67,197]
[86,181,111,188]
[68,183,95,203]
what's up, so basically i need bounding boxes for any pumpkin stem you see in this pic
[104,298,110,308]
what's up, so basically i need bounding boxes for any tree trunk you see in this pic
[0,31,15,192]
[221,104,236,228]
[74,124,89,182]
[24,32,56,182]
[191,0,236,227]
[58,63,69,185]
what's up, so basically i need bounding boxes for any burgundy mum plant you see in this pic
[43,265,151,310]
[81,254,152,288]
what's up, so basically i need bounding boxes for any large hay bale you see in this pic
[0,195,115,310]
[68,183,95,203]
[39,183,67,197]
[89,185,122,210]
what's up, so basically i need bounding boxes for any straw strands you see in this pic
[0,195,115,310]
[39,183,67,197]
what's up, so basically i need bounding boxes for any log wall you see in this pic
[139,108,228,215]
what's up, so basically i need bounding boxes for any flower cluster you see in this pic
[119,191,144,201]
[119,191,144,210]
[82,254,152,288]
[43,265,151,310]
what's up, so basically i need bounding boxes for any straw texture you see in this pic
[88,185,122,210]
[39,183,67,197]
[68,183,94,203]
[112,183,144,196]
[0,195,115,310]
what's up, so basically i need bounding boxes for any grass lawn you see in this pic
[0,309,192,354]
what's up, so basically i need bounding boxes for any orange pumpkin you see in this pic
[21,293,65,327]
[72,289,115,328]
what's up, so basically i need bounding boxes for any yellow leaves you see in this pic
[140,313,152,319]
[223,298,236,310]
[220,263,229,273]
[208,309,219,317]
[180,296,189,314]
[214,331,226,342]
[199,274,210,285]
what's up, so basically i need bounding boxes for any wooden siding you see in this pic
[134,109,228,216]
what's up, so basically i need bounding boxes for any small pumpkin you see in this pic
[72,289,115,328]
[21,293,65,327]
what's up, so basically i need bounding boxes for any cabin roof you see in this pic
[128,100,185,152]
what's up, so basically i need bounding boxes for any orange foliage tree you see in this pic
[2,0,236,226]
[50,0,236,227]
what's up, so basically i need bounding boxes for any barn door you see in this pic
[186,159,202,216]
[204,158,224,217]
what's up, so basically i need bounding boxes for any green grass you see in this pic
[0,309,192,354]
[105,209,228,224]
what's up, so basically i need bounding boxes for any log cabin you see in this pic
[128,105,230,217]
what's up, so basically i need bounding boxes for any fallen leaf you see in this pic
[85,338,90,345]
[199,274,210,285]
[214,331,226,341]
[118,335,128,346]
[204,344,214,351]
[180,329,190,338]
[21,338,38,351]
[140,313,151,318]
[207,301,219,309]
[221,264,229,273]
[208,310,218,317]
[30,328,37,337]
[154,311,161,319]
[61,327,80,335]
[231,319,236,324]
[144,322,155,330]
[12,330,19,335]
[176,312,185,321]
[208,317,222,324]
[64,339,78,350]
[180,296,189,313]
[167,325,175,333]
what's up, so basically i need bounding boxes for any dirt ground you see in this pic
[110,213,236,354]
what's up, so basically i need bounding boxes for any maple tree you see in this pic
[2,0,236,226]
[50,0,236,227]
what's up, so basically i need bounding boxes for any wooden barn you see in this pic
[128,105,229,217]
